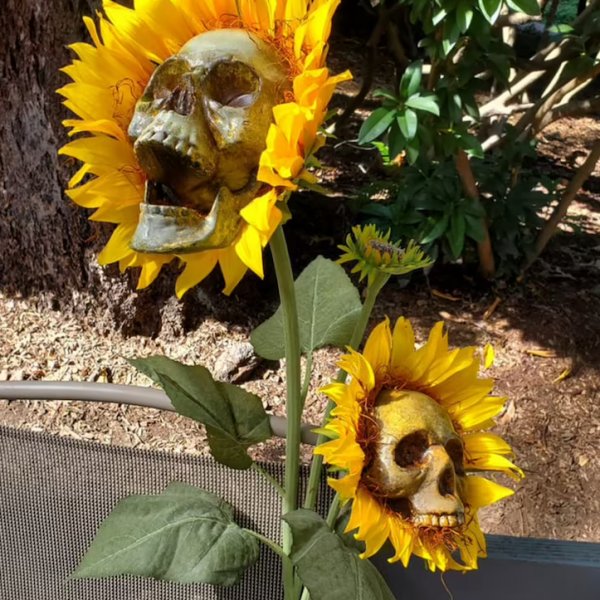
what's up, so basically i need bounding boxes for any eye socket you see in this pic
[394,431,429,468]
[445,438,465,475]
[205,60,260,108]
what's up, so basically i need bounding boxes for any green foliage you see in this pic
[131,356,271,469]
[358,138,556,272]
[359,160,485,263]
[283,510,395,600]
[352,0,586,275]
[251,256,361,360]
[358,61,442,164]
[73,484,259,585]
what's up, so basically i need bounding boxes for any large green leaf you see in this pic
[405,93,440,116]
[73,484,259,586]
[131,357,271,469]
[358,107,397,144]
[399,60,422,98]
[284,510,395,600]
[397,108,418,140]
[251,257,361,360]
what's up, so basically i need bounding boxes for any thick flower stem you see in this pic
[269,226,302,600]
[302,272,390,512]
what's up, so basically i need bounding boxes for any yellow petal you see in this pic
[390,316,416,372]
[175,253,218,298]
[137,256,170,289]
[362,318,392,375]
[387,520,414,566]
[451,395,506,431]
[338,349,375,392]
[484,343,495,368]
[219,249,248,295]
[97,224,137,264]
[462,476,514,509]
[234,225,264,278]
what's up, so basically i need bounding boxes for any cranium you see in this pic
[362,390,466,529]
[128,29,289,253]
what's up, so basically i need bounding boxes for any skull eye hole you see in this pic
[445,439,465,475]
[206,60,260,108]
[394,431,429,468]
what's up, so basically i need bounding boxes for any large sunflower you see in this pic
[59,0,350,296]
[315,317,523,572]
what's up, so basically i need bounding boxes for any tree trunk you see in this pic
[0,0,223,334]
[0,0,102,300]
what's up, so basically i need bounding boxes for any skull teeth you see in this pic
[412,513,464,528]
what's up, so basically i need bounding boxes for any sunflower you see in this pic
[315,317,523,571]
[59,0,350,296]
[338,224,432,286]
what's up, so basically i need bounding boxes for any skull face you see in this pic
[362,390,466,529]
[128,29,289,253]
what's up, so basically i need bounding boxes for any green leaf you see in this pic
[387,121,406,161]
[397,108,418,140]
[456,0,474,31]
[421,212,450,244]
[251,257,361,360]
[131,357,271,469]
[506,0,540,16]
[459,132,484,158]
[358,107,397,144]
[373,89,398,102]
[478,0,502,23]
[284,510,395,600]
[405,94,440,116]
[405,136,420,164]
[73,484,259,585]
[447,209,466,258]
[465,214,486,242]
[400,60,422,98]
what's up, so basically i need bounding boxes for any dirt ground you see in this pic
[1,36,600,546]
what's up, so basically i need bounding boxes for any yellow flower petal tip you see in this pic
[484,343,495,369]
[317,317,522,572]
[60,0,348,296]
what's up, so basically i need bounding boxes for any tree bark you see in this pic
[0,0,226,334]
[0,0,101,300]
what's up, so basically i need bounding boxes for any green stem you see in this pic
[244,529,288,560]
[300,353,313,408]
[269,226,302,600]
[251,463,285,499]
[302,272,390,511]
[325,493,342,529]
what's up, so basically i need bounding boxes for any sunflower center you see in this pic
[361,389,466,529]
[127,29,290,254]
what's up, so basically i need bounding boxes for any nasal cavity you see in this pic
[166,83,195,116]
[438,465,456,497]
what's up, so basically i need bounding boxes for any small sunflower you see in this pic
[315,317,523,571]
[338,224,432,286]
[59,0,350,296]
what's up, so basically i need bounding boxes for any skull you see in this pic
[362,390,466,529]
[127,29,290,253]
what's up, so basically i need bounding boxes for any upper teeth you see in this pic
[412,513,464,528]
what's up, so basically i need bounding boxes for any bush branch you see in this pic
[524,139,600,271]
[455,149,496,278]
